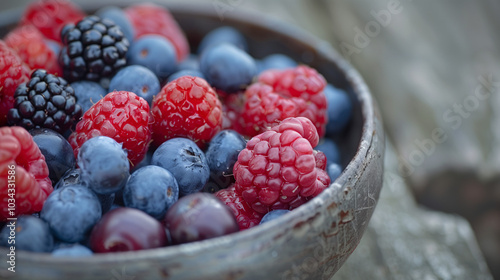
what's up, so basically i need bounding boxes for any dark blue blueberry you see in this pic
[260,210,290,224]
[325,84,353,135]
[109,204,122,211]
[52,243,93,257]
[204,130,246,192]
[257,54,297,73]
[77,136,130,195]
[54,168,81,189]
[95,6,135,44]
[0,215,54,252]
[41,185,102,243]
[151,138,210,196]
[315,138,341,166]
[176,54,200,71]
[200,43,257,93]
[94,192,115,215]
[55,168,115,214]
[198,26,248,54]
[123,165,179,219]
[30,128,75,184]
[327,163,342,182]
[70,81,107,113]
[127,35,177,81]
[167,69,205,83]
[109,65,160,105]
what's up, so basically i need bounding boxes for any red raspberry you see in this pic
[215,184,264,230]
[20,0,85,43]
[240,65,328,138]
[0,41,31,126]
[233,117,330,214]
[219,90,246,133]
[125,3,190,61]
[151,76,223,149]
[5,25,62,76]
[68,91,152,167]
[0,126,53,221]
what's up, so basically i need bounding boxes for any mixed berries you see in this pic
[0,0,353,255]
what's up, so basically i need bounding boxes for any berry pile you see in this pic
[0,1,353,255]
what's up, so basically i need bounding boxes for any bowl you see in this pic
[0,2,385,279]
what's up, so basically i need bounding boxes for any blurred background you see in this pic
[1,0,499,278]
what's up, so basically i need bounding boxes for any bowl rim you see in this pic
[1,1,378,265]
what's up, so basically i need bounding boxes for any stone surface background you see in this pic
[1,0,498,278]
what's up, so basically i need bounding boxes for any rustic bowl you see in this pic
[0,2,384,279]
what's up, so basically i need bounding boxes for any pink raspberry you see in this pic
[233,117,330,215]
[215,184,264,230]
[240,66,328,138]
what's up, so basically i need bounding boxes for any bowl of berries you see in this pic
[0,1,384,279]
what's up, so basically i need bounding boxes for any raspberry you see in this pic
[233,117,330,214]
[59,15,129,83]
[240,65,328,138]
[215,184,264,230]
[0,41,31,126]
[68,91,152,167]
[0,126,53,221]
[125,3,189,61]
[20,0,85,43]
[8,69,83,135]
[5,25,62,76]
[220,91,246,133]
[151,76,223,149]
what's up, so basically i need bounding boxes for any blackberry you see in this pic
[7,69,83,134]
[59,15,129,84]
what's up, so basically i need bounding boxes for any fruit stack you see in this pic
[0,0,353,255]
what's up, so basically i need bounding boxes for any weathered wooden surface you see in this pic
[334,141,492,280]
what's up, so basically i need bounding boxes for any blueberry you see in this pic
[200,43,257,93]
[70,81,107,113]
[41,185,102,243]
[95,6,135,44]
[167,69,205,83]
[176,54,200,71]
[198,26,248,54]
[151,138,210,196]
[258,54,297,72]
[54,168,82,189]
[52,243,93,257]
[315,138,341,166]
[204,130,246,192]
[260,210,290,224]
[127,35,177,81]
[78,136,130,195]
[30,128,75,184]
[327,163,342,182]
[325,84,353,135]
[109,65,160,105]
[163,193,239,244]
[55,168,115,214]
[0,215,54,252]
[123,165,179,219]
